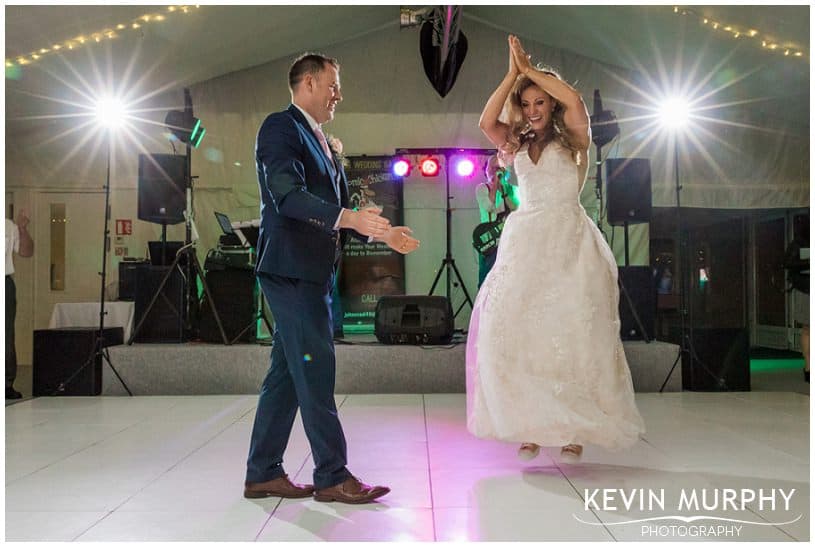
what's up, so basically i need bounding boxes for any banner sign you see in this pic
[339,156,405,331]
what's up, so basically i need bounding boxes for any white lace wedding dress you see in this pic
[466,142,645,450]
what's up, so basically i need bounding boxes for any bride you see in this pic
[466,35,645,462]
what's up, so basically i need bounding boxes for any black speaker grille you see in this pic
[677,328,750,391]
[138,154,187,225]
[618,266,656,341]
[606,158,652,225]
[133,265,186,343]
[199,269,257,343]
[374,296,453,345]
[33,327,123,396]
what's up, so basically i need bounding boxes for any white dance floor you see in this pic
[5,392,809,541]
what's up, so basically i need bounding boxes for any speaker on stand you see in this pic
[605,157,653,342]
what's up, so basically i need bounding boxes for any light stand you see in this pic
[659,137,726,391]
[432,155,473,317]
[53,127,132,396]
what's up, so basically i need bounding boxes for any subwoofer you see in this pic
[677,327,750,391]
[33,327,124,396]
[618,266,656,341]
[374,295,453,345]
[605,158,652,225]
[133,265,186,343]
[199,268,257,343]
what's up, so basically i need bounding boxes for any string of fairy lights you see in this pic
[5,5,201,69]
[672,6,806,59]
[6,6,805,69]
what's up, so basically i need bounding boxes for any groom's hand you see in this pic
[378,226,420,255]
[340,207,390,238]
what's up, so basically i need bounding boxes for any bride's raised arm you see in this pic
[509,36,591,152]
[478,35,519,148]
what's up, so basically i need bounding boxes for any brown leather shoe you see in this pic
[313,476,390,504]
[244,474,314,499]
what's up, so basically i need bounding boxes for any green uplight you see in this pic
[750,359,804,372]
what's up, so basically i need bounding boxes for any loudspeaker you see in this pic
[606,158,652,225]
[375,295,453,345]
[679,328,750,391]
[134,265,186,342]
[138,153,187,225]
[118,260,149,301]
[33,327,124,396]
[199,268,257,343]
[618,266,656,341]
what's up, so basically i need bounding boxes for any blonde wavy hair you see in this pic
[504,67,583,165]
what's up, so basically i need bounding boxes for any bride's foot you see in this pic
[560,444,583,463]
[517,443,540,461]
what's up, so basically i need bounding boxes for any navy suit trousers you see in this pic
[245,272,352,489]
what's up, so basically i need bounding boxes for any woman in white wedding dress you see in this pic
[466,35,645,462]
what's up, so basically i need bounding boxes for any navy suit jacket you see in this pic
[255,104,357,284]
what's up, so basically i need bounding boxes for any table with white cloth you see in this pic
[48,302,135,342]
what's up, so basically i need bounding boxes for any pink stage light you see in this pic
[455,157,476,177]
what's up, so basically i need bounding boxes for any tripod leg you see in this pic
[428,260,446,296]
[128,257,182,344]
[454,298,468,318]
[261,311,274,334]
[230,320,255,345]
[194,254,230,345]
[101,346,133,396]
[618,276,651,343]
[659,348,682,393]
[449,259,474,310]
[256,283,274,335]
[687,335,729,390]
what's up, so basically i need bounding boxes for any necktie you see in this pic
[314,126,333,161]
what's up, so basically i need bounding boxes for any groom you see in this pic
[244,53,419,504]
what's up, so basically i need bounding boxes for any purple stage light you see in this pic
[392,158,411,177]
[455,157,475,177]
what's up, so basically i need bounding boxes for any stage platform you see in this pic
[104,335,681,395]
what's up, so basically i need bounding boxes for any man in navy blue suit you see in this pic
[244,53,419,504]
